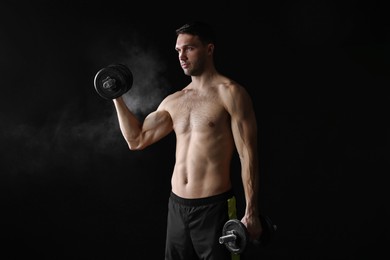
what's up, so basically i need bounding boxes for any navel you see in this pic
[208,121,215,127]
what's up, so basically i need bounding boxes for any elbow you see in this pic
[126,139,145,151]
[124,132,152,151]
[127,142,141,151]
[128,144,144,151]
[123,133,142,150]
[127,143,137,151]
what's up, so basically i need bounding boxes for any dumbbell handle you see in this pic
[220,223,277,246]
[219,231,237,244]
[102,76,116,89]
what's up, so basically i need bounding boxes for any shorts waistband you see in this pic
[170,189,234,206]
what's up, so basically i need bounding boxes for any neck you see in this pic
[191,68,219,87]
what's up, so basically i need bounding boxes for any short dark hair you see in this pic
[175,21,216,45]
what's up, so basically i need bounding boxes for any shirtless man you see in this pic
[112,21,262,260]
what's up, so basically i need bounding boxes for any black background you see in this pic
[0,0,388,259]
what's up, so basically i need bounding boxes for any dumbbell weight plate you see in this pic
[220,215,277,254]
[259,215,277,247]
[221,219,248,254]
[94,63,133,100]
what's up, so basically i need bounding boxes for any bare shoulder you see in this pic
[157,90,183,110]
[216,76,252,103]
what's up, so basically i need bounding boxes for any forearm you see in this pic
[241,157,259,218]
[113,97,142,148]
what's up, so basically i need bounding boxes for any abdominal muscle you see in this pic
[171,131,234,199]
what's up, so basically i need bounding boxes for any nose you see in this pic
[178,51,186,61]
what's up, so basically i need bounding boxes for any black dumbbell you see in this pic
[93,63,133,100]
[219,215,277,254]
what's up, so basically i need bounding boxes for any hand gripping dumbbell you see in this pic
[93,63,133,99]
[219,215,277,254]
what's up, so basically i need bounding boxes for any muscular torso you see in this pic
[165,84,235,198]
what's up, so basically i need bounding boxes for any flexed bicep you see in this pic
[114,92,176,150]
[138,110,173,149]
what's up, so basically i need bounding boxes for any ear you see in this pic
[207,43,215,55]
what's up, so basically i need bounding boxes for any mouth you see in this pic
[181,63,189,69]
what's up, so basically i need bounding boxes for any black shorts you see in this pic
[165,190,241,260]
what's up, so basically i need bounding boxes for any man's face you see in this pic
[175,34,208,76]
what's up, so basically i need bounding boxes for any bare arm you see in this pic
[113,97,173,150]
[222,84,262,240]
